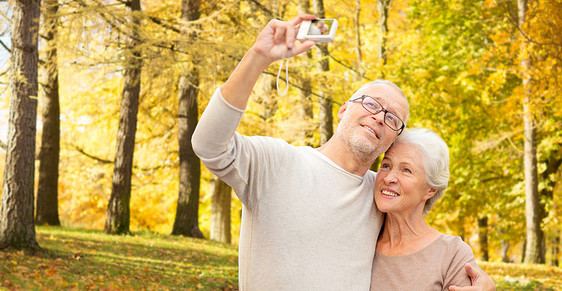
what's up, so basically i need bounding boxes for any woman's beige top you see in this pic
[370,234,477,291]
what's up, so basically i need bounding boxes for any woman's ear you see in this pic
[423,187,437,201]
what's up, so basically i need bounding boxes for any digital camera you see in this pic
[296,19,338,43]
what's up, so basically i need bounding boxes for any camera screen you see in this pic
[308,19,334,35]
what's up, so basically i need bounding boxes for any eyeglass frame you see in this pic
[350,95,405,135]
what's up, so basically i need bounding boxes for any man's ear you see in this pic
[337,102,349,121]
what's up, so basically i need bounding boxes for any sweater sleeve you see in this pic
[192,87,244,162]
[192,87,287,208]
[442,236,477,290]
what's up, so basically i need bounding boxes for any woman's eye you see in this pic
[403,168,412,174]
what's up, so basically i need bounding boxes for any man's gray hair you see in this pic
[349,80,409,126]
[393,128,450,215]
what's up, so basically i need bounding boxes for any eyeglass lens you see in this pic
[360,96,403,131]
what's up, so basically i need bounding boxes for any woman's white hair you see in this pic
[392,128,450,215]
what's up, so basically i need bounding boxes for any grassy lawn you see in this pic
[1,226,238,290]
[480,261,562,291]
[1,226,561,290]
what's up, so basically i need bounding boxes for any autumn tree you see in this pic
[377,0,390,76]
[395,0,521,259]
[36,0,61,226]
[296,0,314,145]
[517,0,562,264]
[105,0,143,235]
[353,0,363,81]
[0,0,41,251]
[210,176,231,243]
[312,0,332,144]
[170,0,204,238]
[519,0,545,264]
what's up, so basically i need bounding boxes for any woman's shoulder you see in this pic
[438,234,473,250]
[434,234,476,263]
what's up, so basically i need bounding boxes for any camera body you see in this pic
[296,19,338,43]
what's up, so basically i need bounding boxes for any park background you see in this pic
[0,0,561,289]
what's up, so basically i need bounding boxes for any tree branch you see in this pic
[73,144,173,171]
[497,0,562,47]
[74,145,113,164]
[0,39,10,53]
[246,0,276,18]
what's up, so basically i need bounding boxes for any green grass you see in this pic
[480,261,562,291]
[0,226,238,290]
[1,227,562,290]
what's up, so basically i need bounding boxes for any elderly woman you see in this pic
[370,128,480,290]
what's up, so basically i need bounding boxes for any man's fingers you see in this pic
[449,286,479,291]
[465,263,479,285]
[273,22,287,45]
[286,14,317,49]
[285,22,296,49]
[291,40,316,56]
[287,14,317,27]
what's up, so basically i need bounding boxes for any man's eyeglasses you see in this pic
[351,95,405,134]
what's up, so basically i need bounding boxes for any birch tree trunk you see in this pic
[210,177,231,243]
[519,0,545,264]
[0,0,42,251]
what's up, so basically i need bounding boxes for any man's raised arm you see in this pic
[221,14,317,110]
[191,15,316,162]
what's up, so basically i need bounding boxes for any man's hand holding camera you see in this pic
[251,14,318,67]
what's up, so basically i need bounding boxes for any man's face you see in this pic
[336,83,409,158]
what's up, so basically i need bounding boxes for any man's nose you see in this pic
[371,110,385,126]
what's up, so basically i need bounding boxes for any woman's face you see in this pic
[374,142,436,216]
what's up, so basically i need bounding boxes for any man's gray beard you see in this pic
[338,123,377,157]
[347,133,377,157]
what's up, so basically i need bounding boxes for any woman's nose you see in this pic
[383,171,398,184]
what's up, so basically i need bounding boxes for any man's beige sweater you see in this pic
[192,88,383,291]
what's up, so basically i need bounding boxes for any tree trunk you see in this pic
[210,177,232,243]
[297,1,315,146]
[540,146,561,266]
[260,74,278,121]
[501,239,510,263]
[36,0,61,226]
[105,0,142,235]
[171,0,204,238]
[312,0,332,145]
[519,0,545,264]
[521,238,526,263]
[478,216,489,261]
[551,233,559,267]
[377,0,390,79]
[0,0,41,251]
[354,0,364,81]
[298,0,310,14]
